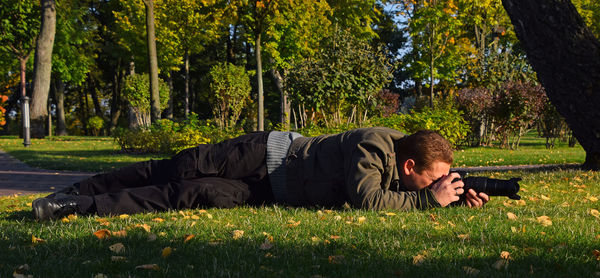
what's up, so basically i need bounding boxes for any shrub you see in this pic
[113,114,245,154]
[371,106,469,147]
[122,73,170,127]
[87,116,104,136]
[208,62,252,129]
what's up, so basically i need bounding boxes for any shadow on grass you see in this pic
[0,212,597,277]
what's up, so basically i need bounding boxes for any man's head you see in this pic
[395,130,453,190]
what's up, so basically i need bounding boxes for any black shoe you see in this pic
[45,186,80,199]
[32,194,83,221]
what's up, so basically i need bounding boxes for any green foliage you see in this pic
[371,106,469,147]
[208,62,252,129]
[87,116,104,136]
[122,73,169,113]
[287,27,394,127]
[0,0,40,58]
[113,114,244,154]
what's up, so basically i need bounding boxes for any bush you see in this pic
[371,106,469,147]
[113,114,245,154]
[87,116,104,136]
[122,73,170,127]
[208,62,252,129]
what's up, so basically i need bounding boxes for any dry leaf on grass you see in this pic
[412,254,426,266]
[540,194,550,201]
[328,255,344,264]
[31,235,45,243]
[500,251,511,260]
[119,214,129,219]
[536,216,552,226]
[232,230,244,239]
[287,220,301,227]
[111,256,127,262]
[93,274,108,278]
[589,209,600,218]
[152,217,164,222]
[161,247,172,258]
[593,250,600,261]
[109,243,125,254]
[457,234,469,240]
[135,264,159,271]
[183,234,195,243]
[357,216,366,223]
[93,229,111,239]
[507,212,518,220]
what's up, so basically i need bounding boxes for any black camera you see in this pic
[452,171,521,200]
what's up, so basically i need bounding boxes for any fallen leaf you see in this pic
[119,214,129,219]
[500,251,511,260]
[93,274,108,278]
[328,255,344,264]
[132,224,151,233]
[536,216,552,226]
[109,243,125,254]
[135,264,159,271]
[467,216,475,221]
[152,218,164,222]
[462,266,480,276]
[311,236,320,242]
[590,209,600,218]
[112,230,128,237]
[206,213,213,219]
[516,200,526,206]
[31,235,45,243]
[593,250,600,260]
[561,202,570,207]
[507,212,518,220]
[447,221,456,227]
[287,220,301,227]
[413,254,425,266]
[511,227,517,233]
[93,229,111,239]
[540,195,550,201]
[357,216,366,223]
[587,195,599,202]
[329,235,340,240]
[333,215,342,221]
[111,256,127,262]
[183,234,195,243]
[191,215,200,220]
[429,214,437,222]
[162,247,172,258]
[232,230,244,240]
[457,234,469,240]
[384,212,396,216]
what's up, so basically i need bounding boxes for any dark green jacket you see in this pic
[283,127,441,210]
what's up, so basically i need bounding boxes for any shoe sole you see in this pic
[32,198,51,221]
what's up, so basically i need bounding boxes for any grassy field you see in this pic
[0,136,167,172]
[0,132,587,172]
[454,132,585,167]
[1,170,599,277]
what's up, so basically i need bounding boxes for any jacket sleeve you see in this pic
[344,140,441,210]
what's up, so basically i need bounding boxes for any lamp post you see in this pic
[22,96,31,147]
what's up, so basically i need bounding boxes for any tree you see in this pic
[0,0,40,144]
[51,0,95,136]
[400,0,463,107]
[30,0,56,138]
[143,0,160,124]
[502,0,600,170]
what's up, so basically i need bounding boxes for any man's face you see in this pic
[401,160,451,191]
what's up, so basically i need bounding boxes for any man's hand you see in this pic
[430,172,464,207]
[464,189,489,208]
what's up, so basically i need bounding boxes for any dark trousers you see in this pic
[74,132,273,215]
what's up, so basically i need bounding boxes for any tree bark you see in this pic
[502,0,600,170]
[144,0,161,123]
[166,72,174,119]
[184,49,190,118]
[54,79,67,136]
[255,33,264,131]
[109,60,123,134]
[89,75,103,118]
[269,66,289,131]
[30,0,56,138]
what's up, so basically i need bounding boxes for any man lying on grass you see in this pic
[32,127,488,221]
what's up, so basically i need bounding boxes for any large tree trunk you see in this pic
[109,60,123,134]
[88,75,103,118]
[144,0,161,123]
[184,50,190,118]
[255,33,264,131]
[269,66,289,131]
[166,71,173,119]
[30,0,56,138]
[502,0,600,170]
[54,79,67,136]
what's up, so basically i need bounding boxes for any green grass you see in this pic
[1,170,599,277]
[0,136,167,172]
[454,133,585,167]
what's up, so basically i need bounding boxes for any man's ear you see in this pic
[403,159,415,176]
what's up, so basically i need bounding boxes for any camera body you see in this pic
[452,171,521,200]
